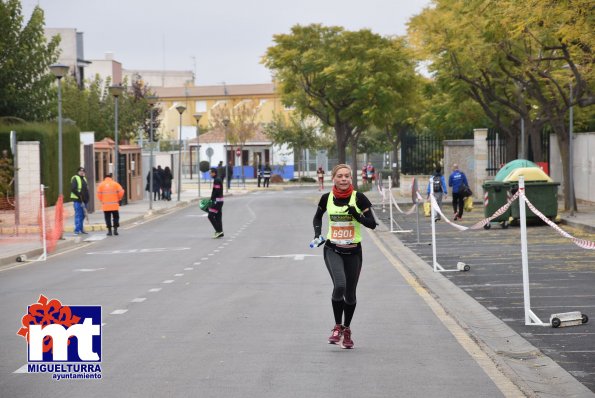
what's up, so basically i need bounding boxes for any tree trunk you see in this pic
[550,118,574,211]
[334,120,351,164]
[393,144,400,187]
[350,138,359,190]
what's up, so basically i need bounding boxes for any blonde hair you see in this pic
[331,164,352,179]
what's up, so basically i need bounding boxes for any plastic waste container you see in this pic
[505,167,559,222]
[494,159,539,182]
[482,181,511,229]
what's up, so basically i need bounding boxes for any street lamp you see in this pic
[193,113,202,197]
[568,81,575,217]
[176,104,186,201]
[49,63,69,199]
[222,117,230,192]
[108,85,124,183]
[147,96,158,210]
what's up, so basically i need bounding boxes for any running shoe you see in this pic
[328,324,343,344]
[214,232,225,239]
[341,327,354,349]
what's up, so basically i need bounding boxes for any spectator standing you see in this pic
[426,166,447,221]
[162,166,173,201]
[226,161,233,190]
[217,161,225,181]
[146,168,161,201]
[157,166,165,200]
[448,163,469,221]
[97,173,125,236]
[257,164,263,187]
[263,163,272,188]
[70,167,89,235]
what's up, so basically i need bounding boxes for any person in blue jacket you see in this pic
[448,163,469,221]
[427,166,447,221]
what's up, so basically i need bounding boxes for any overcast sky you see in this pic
[22,0,431,86]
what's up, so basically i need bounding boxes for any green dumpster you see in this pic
[505,167,559,222]
[482,181,511,229]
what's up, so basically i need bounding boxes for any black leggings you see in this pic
[323,245,362,326]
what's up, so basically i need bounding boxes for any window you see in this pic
[195,100,207,113]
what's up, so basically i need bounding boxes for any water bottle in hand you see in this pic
[309,236,325,248]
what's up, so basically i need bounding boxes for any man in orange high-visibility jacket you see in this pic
[97,173,125,236]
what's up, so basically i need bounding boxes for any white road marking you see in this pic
[149,288,162,292]
[184,267,194,271]
[162,280,174,284]
[111,309,128,315]
[208,253,214,256]
[201,257,209,260]
[254,254,320,260]
[73,268,105,272]
[87,247,190,255]
[174,273,184,277]
[194,262,201,265]
[131,298,146,303]
[214,249,220,253]
[84,235,107,242]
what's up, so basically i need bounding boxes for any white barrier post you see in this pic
[388,176,394,228]
[519,176,546,326]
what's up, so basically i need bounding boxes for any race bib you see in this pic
[329,222,355,244]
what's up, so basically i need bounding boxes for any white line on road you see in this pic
[73,268,106,272]
[208,253,214,256]
[131,298,146,303]
[162,280,174,284]
[111,309,128,315]
[201,257,208,260]
[214,249,220,252]
[194,262,201,265]
[149,288,162,292]
[184,267,194,271]
[174,273,184,277]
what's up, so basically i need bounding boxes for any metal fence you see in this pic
[486,128,507,176]
[401,133,443,175]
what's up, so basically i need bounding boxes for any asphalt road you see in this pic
[0,188,514,398]
[375,200,595,393]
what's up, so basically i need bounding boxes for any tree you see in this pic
[0,0,60,121]
[61,74,160,143]
[264,112,320,178]
[408,0,594,210]
[263,24,417,165]
[208,100,261,180]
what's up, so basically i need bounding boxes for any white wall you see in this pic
[550,132,595,202]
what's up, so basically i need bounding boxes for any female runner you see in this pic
[312,164,376,349]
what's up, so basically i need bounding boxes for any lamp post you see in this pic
[108,85,124,183]
[147,96,158,210]
[222,117,230,192]
[176,105,186,201]
[193,113,202,197]
[49,63,69,199]
[569,81,574,217]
